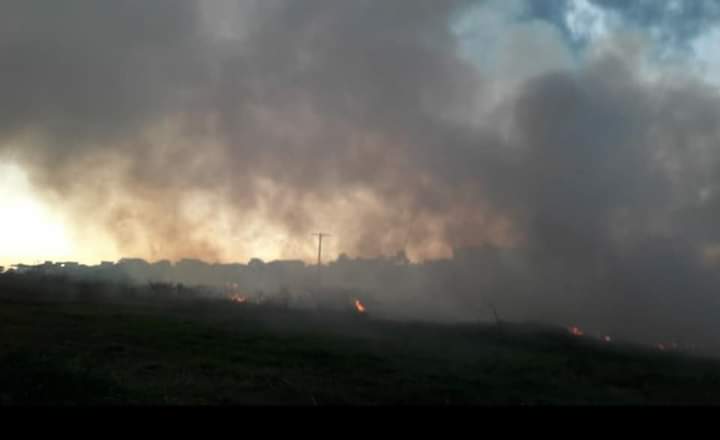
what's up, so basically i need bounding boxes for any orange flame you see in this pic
[354,299,366,314]
[568,326,584,337]
[229,294,248,304]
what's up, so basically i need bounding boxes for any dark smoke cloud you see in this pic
[3,1,720,347]
[0,0,204,147]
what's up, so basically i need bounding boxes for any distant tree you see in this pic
[248,258,265,269]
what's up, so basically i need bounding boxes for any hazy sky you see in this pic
[2,0,720,266]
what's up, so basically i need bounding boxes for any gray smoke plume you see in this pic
[3,1,720,348]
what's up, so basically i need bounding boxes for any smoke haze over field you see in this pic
[4,1,720,347]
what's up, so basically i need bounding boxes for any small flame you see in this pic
[354,299,366,314]
[568,326,584,337]
[603,336,612,343]
[229,294,248,304]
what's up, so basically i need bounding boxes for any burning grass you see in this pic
[568,326,584,337]
[2,276,720,405]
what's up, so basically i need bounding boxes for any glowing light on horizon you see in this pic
[0,163,76,266]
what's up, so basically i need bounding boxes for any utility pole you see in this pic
[312,233,331,266]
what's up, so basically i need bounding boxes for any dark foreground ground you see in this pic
[2,286,720,405]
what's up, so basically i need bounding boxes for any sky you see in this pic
[2,0,720,267]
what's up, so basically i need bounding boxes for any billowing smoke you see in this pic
[3,1,720,348]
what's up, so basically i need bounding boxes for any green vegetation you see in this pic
[1,294,720,405]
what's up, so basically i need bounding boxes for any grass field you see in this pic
[2,282,720,405]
